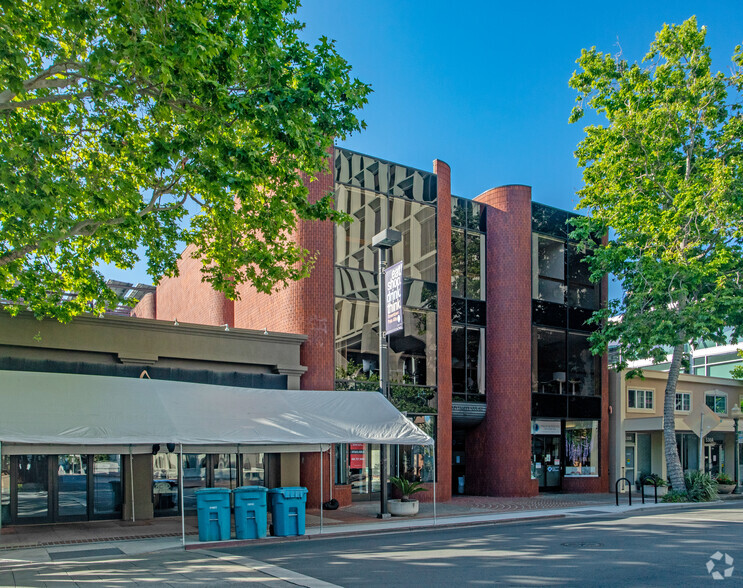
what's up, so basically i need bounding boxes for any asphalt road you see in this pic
[218,502,743,586]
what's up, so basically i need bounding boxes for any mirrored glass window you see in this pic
[466,233,484,300]
[335,298,381,389]
[389,164,437,203]
[335,186,387,271]
[533,234,566,304]
[451,229,466,298]
[451,197,467,228]
[388,198,437,282]
[335,148,390,193]
[388,308,437,387]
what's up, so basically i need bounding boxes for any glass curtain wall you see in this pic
[531,204,600,397]
[334,148,438,490]
[451,196,486,402]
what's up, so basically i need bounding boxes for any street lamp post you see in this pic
[371,228,402,519]
[731,404,741,494]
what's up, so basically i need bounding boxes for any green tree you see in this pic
[569,17,743,492]
[0,0,369,320]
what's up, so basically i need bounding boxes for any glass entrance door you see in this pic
[532,435,562,491]
[14,455,50,522]
[57,454,88,520]
[350,444,381,500]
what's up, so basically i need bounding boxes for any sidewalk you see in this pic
[0,491,714,554]
[0,494,740,587]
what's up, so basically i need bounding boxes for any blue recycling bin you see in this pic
[268,487,308,536]
[233,486,268,540]
[195,488,231,542]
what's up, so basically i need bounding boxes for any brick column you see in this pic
[468,185,537,497]
[434,159,453,501]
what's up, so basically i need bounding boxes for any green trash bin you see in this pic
[195,488,231,541]
[268,487,308,536]
[233,486,268,540]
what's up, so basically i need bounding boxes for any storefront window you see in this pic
[93,455,121,516]
[240,453,265,486]
[396,416,436,483]
[153,453,179,515]
[181,453,207,511]
[57,454,87,518]
[564,420,599,476]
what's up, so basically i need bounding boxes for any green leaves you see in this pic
[569,17,743,369]
[0,0,370,320]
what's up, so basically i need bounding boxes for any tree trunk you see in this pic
[664,343,686,492]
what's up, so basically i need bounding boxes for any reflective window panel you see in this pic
[241,453,265,486]
[16,455,48,520]
[57,454,88,518]
[93,454,122,516]
[153,453,179,515]
[181,453,207,511]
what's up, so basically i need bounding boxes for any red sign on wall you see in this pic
[349,444,365,469]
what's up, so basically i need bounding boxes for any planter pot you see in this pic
[643,485,668,497]
[717,484,736,495]
[388,499,419,517]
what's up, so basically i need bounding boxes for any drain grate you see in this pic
[561,542,603,548]
[48,547,124,561]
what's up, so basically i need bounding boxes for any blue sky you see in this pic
[104,1,743,286]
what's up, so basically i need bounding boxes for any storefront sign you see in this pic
[349,443,365,469]
[531,420,561,436]
[384,261,403,335]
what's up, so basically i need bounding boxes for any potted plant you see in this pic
[642,474,669,497]
[716,473,736,494]
[388,476,426,516]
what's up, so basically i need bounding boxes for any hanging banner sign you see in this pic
[349,443,366,469]
[384,261,404,335]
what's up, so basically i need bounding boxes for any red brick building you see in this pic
[135,147,609,506]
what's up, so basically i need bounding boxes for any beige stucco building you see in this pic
[609,369,742,491]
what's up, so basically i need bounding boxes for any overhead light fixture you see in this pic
[151,444,160,455]
[166,443,175,453]
[174,318,179,326]
[263,327,269,335]
[224,323,230,332]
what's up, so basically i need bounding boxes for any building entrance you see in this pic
[349,444,381,501]
[5,454,122,525]
[532,435,562,491]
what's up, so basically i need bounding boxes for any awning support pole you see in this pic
[180,443,185,548]
[320,448,324,534]
[129,445,135,523]
[433,441,437,526]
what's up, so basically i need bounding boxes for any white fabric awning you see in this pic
[0,370,433,452]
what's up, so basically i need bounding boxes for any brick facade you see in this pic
[135,152,608,502]
[433,159,453,501]
[468,186,538,497]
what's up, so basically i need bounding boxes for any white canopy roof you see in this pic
[0,370,433,454]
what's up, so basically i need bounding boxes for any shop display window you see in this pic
[564,420,599,476]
